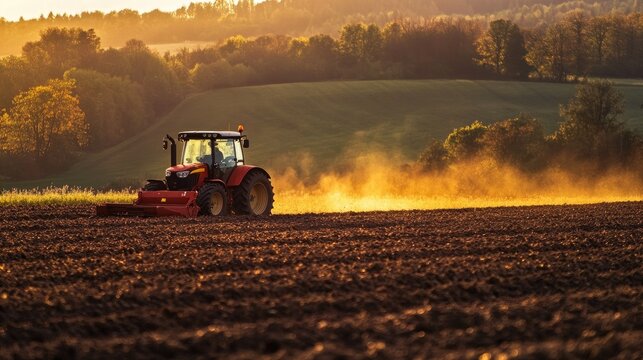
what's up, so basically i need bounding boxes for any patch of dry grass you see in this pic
[0,186,136,206]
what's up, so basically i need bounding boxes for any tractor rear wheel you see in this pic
[233,171,274,216]
[197,182,228,216]
[143,181,167,191]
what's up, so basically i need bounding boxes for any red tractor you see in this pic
[97,126,274,217]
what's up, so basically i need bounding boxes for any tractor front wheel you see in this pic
[233,171,274,216]
[143,181,167,191]
[197,182,229,216]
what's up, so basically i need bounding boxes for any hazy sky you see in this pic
[1,1,262,21]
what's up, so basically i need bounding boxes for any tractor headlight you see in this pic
[165,170,172,177]
[177,171,190,178]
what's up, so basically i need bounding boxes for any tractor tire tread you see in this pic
[233,171,274,216]
[197,182,228,216]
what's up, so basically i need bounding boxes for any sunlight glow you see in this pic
[0,1,265,21]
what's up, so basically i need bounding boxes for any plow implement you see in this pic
[97,191,200,218]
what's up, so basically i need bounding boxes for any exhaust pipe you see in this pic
[163,135,177,166]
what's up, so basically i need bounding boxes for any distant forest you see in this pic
[0,0,641,56]
[1,6,643,179]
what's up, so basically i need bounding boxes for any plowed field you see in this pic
[1,202,642,359]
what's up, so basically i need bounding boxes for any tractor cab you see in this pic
[178,130,249,168]
[162,129,250,191]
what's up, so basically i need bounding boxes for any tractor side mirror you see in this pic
[162,139,168,150]
[243,139,250,148]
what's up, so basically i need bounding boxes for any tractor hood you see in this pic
[165,163,208,191]
[165,163,207,175]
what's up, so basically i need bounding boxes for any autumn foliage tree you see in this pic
[22,28,100,78]
[0,79,87,176]
[476,19,531,78]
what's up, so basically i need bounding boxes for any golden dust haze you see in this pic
[270,152,643,214]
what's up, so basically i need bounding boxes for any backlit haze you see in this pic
[0,0,265,21]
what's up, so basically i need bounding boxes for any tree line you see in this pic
[0,0,639,56]
[172,12,643,87]
[1,12,642,179]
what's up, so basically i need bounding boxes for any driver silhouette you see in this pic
[213,144,224,164]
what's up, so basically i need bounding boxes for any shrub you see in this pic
[418,140,449,171]
[481,114,547,171]
[443,120,488,161]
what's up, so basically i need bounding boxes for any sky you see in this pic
[0,1,263,21]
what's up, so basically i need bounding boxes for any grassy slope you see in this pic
[3,79,643,189]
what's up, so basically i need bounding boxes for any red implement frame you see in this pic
[96,191,200,218]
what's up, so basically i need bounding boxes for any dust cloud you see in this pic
[269,152,643,214]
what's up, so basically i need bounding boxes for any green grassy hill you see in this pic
[4,79,643,188]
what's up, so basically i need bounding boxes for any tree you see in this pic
[504,25,531,79]
[382,22,403,57]
[235,0,254,19]
[564,11,588,78]
[1,79,87,164]
[220,35,248,55]
[622,13,642,74]
[558,80,624,138]
[339,24,367,66]
[476,19,529,78]
[338,24,382,66]
[0,56,39,110]
[525,28,548,79]
[554,80,634,164]
[476,19,514,76]
[230,34,295,84]
[588,17,610,68]
[606,14,632,72]
[303,34,339,79]
[191,62,227,90]
[117,39,183,114]
[546,23,570,82]
[526,22,575,81]
[363,24,383,62]
[91,48,132,78]
[22,28,100,78]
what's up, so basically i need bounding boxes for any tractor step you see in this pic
[96,191,200,218]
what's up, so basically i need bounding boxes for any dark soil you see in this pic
[1,202,642,359]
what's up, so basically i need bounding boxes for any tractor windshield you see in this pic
[182,138,238,167]
[182,139,211,165]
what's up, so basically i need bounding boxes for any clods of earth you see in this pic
[1,202,641,359]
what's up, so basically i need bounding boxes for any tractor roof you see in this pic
[178,131,242,140]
